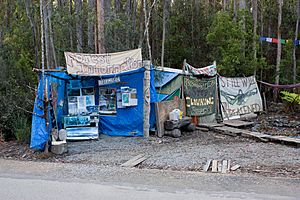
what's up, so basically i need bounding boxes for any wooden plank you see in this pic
[211,160,218,172]
[223,120,254,128]
[261,135,300,147]
[218,161,222,172]
[126,155,150,167]
[155,103,164,138]
[203,159,212,172]
[121,154,146,167]
[196,127,209,132]
[221,160,228,174]
[214,126,243,136]
[241,131,270,142]
[198,123,224,129]
[227,160,231,172]
[230,164,241,171]
[239,113,258,121]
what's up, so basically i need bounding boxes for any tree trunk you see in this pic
[143,0,158,63]
[233,0,237,22]
[126,0,131,49]
[88,0,95,52]
[115,0,121,13]
[275,0,283,86]
[43,0,51,69]
[75,0,83,52]
[48,0,58,68]
[239,0,246,59]
[144,0,150,61]
[275,0,283,101]
[204,0,209,14]
[69,0,74,50]
[104,0,111,19]
[223,0,229,11]
[293,0,299,84]
[252,0,258,76]
[40,0,45,72]
[132,0,137,46]
[260,1,264,81]
[161,0,170,68]
[25,0,40,68]
[212,0,216,11]
[138,0,144,47]
[96,0,105,53]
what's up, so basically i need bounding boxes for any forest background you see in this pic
[0,0,299,142]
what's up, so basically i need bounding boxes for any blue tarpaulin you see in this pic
[30,67,158,150]
[99,70,144,136]
[154,71,179,88]
[30,76,52,150]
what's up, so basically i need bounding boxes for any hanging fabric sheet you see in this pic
[184,76,217,116]
[184,62,217,76]
[219,76,263,120]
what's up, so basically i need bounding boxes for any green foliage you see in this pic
[0,1,36,141]
[280,91,300,112]
[281,91,300,104]
[13,114,31,144]
[206,11,260,77]
[166,1,213,68]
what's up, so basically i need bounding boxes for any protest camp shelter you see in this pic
[30,49,157,150]
[151,63,219,136]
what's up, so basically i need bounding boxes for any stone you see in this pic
[51,143,68,155]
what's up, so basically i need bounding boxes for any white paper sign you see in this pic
[98,77,120,86]
[219,76,263,120]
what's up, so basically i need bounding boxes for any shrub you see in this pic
[280,91,300,112]
[13,115,31,144]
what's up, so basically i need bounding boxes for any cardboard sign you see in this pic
[219,76,263,120]
[65,48,142,76]
[184,77,217,116]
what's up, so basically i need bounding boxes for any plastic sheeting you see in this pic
[149,66,158,130]
[31,67,158,150]
[99,70,144,136]
[30,76,52,150]
[154,71,179,88]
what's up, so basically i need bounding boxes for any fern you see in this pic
[280,91,300,112]
[280,91,300,105]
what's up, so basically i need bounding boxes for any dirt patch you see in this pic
[251,103,300,137]
[1,130,299,178]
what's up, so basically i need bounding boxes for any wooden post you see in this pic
[181,59,186,99]
[143,60,151,137]
[44,78,49,153]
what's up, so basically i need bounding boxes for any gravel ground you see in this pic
[1,159,300,199]
[1,129,299,178]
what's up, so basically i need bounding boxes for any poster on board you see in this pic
[184,77,217,116]
[219,76,263,120]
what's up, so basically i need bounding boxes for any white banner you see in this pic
[184,62,217,76]
[219,76,263,120]
[65,48,143,76]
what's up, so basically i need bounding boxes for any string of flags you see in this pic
[259,36,300,46]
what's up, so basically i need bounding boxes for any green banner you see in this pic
[184,77,217,116]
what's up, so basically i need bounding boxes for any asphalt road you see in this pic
[0,159,299,200]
